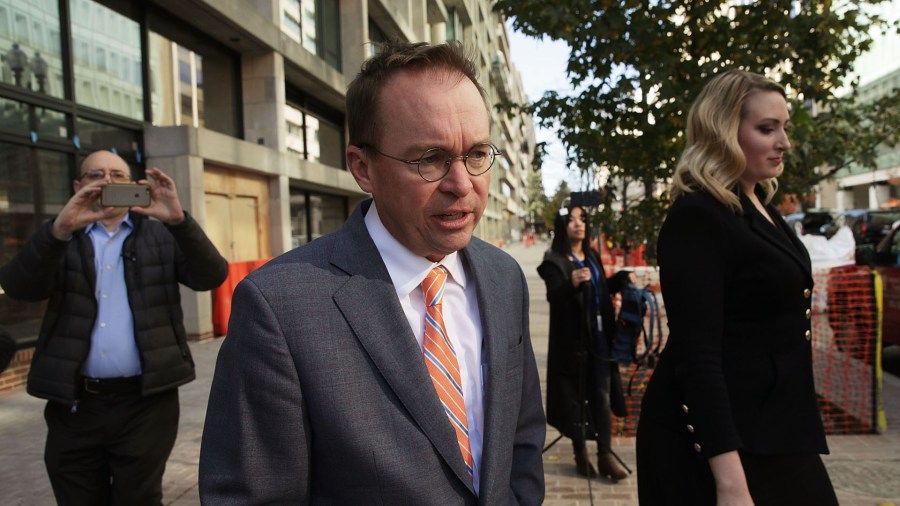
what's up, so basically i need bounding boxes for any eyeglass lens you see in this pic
[81,169,130,181]
[418,144,495,181]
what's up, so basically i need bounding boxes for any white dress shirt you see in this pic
[364,202,485,493]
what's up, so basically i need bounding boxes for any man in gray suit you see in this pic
[199,41,546,504]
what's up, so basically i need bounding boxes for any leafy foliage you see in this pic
[496,0,900,262]
[525,160,550,229]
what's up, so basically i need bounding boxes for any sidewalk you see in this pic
[1,239,899,505]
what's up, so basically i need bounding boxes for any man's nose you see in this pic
[439,158,475,196]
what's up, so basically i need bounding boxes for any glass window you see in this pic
[305,114,343,168]
[280,0,339,70]
[281,0,302,44]
[289,191,307,248]
[74,117,140,158]
[0,95,27,131]
[0,96,69,141]
[284,101,344,168]
[368,19,387,57]
[301,0,316,53]
[0,0,64,98]
[35,106,67,140]
[289,188,346,247]
[148,28,237,137]
[0,6,8,36]
[0,144,71,344]
[70,0,142,120]
[311,193,346,241]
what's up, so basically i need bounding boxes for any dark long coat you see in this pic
[537,248,626,440]
[636,189,831,504]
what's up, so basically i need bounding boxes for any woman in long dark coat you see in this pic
[537,205,630,480]
[635,70,838,505]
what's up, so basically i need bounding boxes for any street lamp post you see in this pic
[31,52,47,93]
[6,43,27,87]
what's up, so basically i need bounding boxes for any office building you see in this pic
[0,0,536,351]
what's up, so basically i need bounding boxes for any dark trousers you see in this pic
[571,355,613,454]
[43,388,179,506]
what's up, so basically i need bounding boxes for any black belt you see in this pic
[81,376,142,395]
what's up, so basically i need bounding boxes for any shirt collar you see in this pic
[85,213,134,235]
[364,201,468,299]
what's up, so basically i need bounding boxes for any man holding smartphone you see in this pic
[0,149,228,505]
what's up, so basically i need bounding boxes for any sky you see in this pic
[505,25,583,197]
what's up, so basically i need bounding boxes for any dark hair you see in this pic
[345,40,488,148]
[550,205,591,255]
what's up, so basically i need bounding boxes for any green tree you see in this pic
[547,180,572,229]
[525,166,550,231]
[497,0,900,262]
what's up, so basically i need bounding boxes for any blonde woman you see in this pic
[635,70,837,505]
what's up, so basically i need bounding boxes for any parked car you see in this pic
[784,210,834,236]
[825,209,900,245]
[831,222,900,361]
[874,224,900,349]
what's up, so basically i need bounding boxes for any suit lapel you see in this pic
[329,201,476,491]
[741,192,812,279]
[461,240,508,499]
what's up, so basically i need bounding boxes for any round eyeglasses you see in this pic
[363,143,501,182]
[79,169,131,182]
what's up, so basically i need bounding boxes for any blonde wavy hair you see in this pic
[670,69,787,211]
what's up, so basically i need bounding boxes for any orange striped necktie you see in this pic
[422,265,474,479]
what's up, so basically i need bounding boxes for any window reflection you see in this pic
[0,95,69,140]
[74,117,139,157]
[149,33,203,128]
[289,189,346,248]
[0,0,63,98]
[148,28,237,136]
[0,143,69,343]
[282,0,317,53]
[285,102,344,168]
[70,0,142,119]
[281,0,340,70]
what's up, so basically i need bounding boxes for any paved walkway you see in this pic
[1,239,899,505]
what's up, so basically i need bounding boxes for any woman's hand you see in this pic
[709,451,754,506]
[571,267,591,287]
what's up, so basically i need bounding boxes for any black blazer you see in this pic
[638,189,828,459]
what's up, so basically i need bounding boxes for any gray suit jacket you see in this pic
[199,200,546,505]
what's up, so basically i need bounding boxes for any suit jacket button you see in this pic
[693,443,702,453]
[681,404,689,414]
[805,330,812,341]
[686,424,695,433]
[805,308,812,319]
[804,288,812,298]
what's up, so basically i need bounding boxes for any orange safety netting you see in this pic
[610,264,885,438]
[211,258,272,336]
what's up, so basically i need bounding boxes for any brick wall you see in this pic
[0,347,32,394]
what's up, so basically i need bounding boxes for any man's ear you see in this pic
[346,145,374,194]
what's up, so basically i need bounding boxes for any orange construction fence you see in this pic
[211,258,272,336]
[610,264,887,438]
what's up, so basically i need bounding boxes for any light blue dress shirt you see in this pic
[81,215,141,378]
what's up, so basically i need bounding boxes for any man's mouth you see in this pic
[437,212,466,221]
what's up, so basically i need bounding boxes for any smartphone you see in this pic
[101,183,151,208]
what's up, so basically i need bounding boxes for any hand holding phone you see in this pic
[101,183,151,208]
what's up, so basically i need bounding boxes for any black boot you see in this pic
[573,444,597,477]
[597,452,628,481]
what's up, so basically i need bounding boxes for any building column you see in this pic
[270,174,291,255]
[145,150,216,341]
[242,51,286,152]
[341,0,368,87]
[869,184,890,209]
